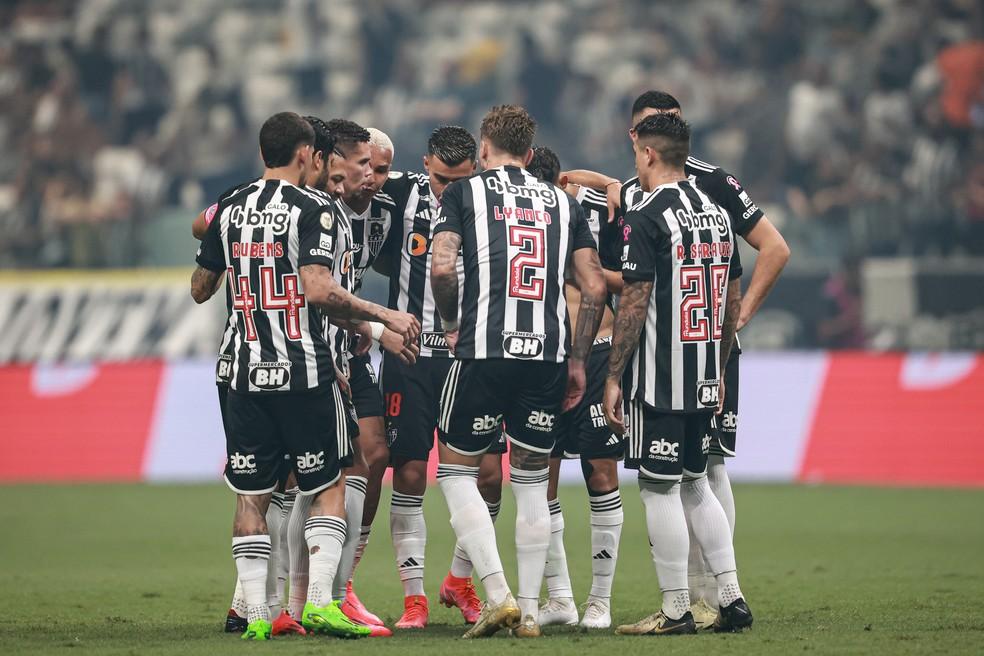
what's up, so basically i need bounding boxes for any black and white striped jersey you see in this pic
[621,156,765,280]
[337,193,396,294]
[380,171,463,358]
[575,186,622,271]
[620,179,736,412]
[196,178,339,393]
[321,201,356,374]
[433,165,597,362]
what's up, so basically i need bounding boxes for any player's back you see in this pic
[436,165,594,362]
[207,177,337,393]
[621,179,736,412]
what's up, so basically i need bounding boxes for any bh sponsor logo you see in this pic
[502,331,544,359]
[697,380,720,407]
[249,361,291,390]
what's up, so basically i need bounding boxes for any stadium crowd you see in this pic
[0,0,980,270]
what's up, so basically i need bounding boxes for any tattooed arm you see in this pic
[430,231,462,335]
[602,279,653,433]
[190,266,222,304]
[716,278,742,413]
[569,247,607,362]
[299,264,420,345]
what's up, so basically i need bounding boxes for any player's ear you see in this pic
[422,154,430,173]
[557,173,569,189]
[522,148,534,167]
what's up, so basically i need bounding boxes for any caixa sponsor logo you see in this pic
[229,452,257,473]
[296,451,325,472]
[649,439,679,459]
[527,410,555,431]
[420,331,449,350]
[503,333,544,358]
[472,414,502,433]
[229,203,292,234]
[697,381,719,406]
[249,362,291,389]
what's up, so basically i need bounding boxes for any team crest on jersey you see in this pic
[367,219,386,257]
[320,211,334,230]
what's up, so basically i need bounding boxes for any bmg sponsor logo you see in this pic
[296,451,325,473]
[229,452,257,474]
[526,410,555,432]
[249,361,291,390]
[472,414,502,434]
[230,203,291,234]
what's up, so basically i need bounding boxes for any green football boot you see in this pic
[241,618,272,640]
[302,600,372,639]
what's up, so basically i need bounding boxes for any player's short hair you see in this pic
[367,127,395,157]
[634,113,690,168]
[480,105,536,158]
[259,112,315,168]
[303,115,336,161]
[631,90,681,118]
[527,146,561,184]
[427,125,476,167]
[325,118,370,157]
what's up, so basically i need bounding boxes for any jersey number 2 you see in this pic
[679,264,728,342]
[508,225,545,301]
[229,266,306,341]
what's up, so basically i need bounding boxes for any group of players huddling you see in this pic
[190,90,790,641]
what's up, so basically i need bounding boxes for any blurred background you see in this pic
[0,0,982,487]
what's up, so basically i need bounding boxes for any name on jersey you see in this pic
[676,242,732,260]
[485,177,558,207]
[232,241,284,258]
[229,203,292,234]
[502,331,545,358]
[493,205,552,224]
[248,360,291,390]
[674,207,730,237]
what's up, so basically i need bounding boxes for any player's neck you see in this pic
[639,167,686,192]
[263,166,303,187]
[483,154,526,170]
[343,194,372,215]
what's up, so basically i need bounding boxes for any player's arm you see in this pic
[331,316,419,365]
[718,278,742,413]
[191,212,225,303]
[430,231,461,340]
[603,278,653,434]
[192,209,210,240]
[562,169,621,222]
[737,217,789,330]
[300,264,418,344]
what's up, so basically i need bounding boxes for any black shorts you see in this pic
[624,400,713,481]
[438,359,568,456]
[708,350,739,457]
[347,352,384,420]
[224,384,353,496]
[382,353,454,461]
[487,430,508,455]
[552,339,624,461]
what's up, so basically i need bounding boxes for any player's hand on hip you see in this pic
[444,328,458,355]
[716,378,726,415]
[384,310,420,346]
[603,378,625,434]
[562,359,586,412]
[352,327,373,356]
[381,327,419,365]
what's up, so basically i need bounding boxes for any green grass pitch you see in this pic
[1,482,982,655]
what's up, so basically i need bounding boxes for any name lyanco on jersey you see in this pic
[229,202,291,233]
[503,330,546,358]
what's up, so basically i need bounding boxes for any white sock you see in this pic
[333,476,367,599]
[390,492,426,597]
[304,515,346,608]
[231,579,247,618]
[265,493,285,617]
[351,525,371,578]
[232,535,272,623]
[450,498,501,578]
[680,476,743,608]
[287,493,313,618]
[278,490,295,605]
[638,478,690,620]
[511,466,550,619]
[687,521,716,608]
[437,464,509,604]
[707,455,735,535]
[543,498,573,599]
[588,488,623,601]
